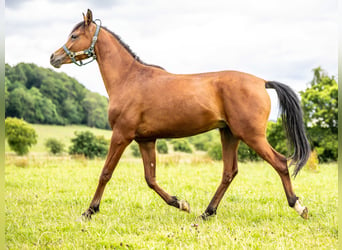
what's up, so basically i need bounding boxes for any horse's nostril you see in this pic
[50,54,54,60]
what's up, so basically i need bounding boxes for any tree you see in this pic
[300,67,337,162]
[5,62,109,129]
[28,87,62,124]
[5,117,38,155]
[62,98,84,124]
[5,63,27,87]
[16,63,44,89]
[83,92,109,129]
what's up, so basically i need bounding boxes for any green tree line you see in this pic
[5,63,109,129]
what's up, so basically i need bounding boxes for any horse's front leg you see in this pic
[82,132,131,219]
[138,140,190,212]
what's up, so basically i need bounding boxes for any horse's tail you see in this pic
[265,81,310,177]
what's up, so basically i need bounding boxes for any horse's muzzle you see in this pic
[50,53,63,68]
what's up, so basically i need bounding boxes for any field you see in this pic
[5,125,338,249]
[9,124,113,153]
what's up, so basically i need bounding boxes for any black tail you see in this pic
[265,81,310,177]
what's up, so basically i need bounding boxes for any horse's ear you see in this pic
[83,9,93,26]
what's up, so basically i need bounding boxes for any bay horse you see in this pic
[50,9,310,220]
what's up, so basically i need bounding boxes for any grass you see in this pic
[5,124,113,153]
[5,152,337,249]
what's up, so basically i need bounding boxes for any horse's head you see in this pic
[50,9,101,68]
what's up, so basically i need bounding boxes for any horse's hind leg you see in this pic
[243,136,308,219]
[202,128,240,219]
[138,140,190,212]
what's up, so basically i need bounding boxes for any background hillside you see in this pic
[5,63,110,129]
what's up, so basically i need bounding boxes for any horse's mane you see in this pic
[71,21,165,70]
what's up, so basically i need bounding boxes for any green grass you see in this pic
[5,124,113,153]
[5,153,337,249]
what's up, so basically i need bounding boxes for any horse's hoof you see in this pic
[81,211,92,220]
[294,200,308,219]
[300,207,308,219]
[200,206,217,220]
[81,206,98,220]
[200,212,214,220]
[178,200,190,213]
[200,213,209,220]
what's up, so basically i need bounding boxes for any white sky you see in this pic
[5,0,338,120]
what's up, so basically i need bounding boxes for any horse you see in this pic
[50,9,310,220]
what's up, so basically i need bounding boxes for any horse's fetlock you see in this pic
[201,207,217,219]
[168,196,180,208]
[288,196,298,207]
[91,204,100,213]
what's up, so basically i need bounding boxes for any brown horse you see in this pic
[50,9,310,220]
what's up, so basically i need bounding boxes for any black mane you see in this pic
[71,21,85,34]
[101,26,165,70]
[71,21,164,70]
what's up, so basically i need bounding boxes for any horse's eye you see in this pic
[71,34,78,40]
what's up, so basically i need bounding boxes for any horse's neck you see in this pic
[94,29,138,97]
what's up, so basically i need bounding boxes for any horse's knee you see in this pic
[99,170,112,184]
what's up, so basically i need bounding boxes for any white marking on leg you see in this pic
[178,200,190,212]
[294,200,306,215]
[150,163,154,167]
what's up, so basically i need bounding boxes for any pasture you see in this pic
[5,149,337,249]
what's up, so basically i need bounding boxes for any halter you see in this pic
[63,19,101,66]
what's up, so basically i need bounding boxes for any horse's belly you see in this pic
[135,106,226,139]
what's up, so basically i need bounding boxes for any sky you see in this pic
[5,0,337,120]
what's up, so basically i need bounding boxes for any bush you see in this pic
[130,142,141,158]
[191,138,210,151]
[266,120,287,156]
[188,132,214,151]
[171,139,193,153]
[157,140,168,154]
[208,142,222,161]
[208,141,260,162]
[238,142,259,162]
[69,131,108,159]
[5,117,37,155]
[45,138,64,155]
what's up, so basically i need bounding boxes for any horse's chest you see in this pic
[107,104,123,126]
[107,102,139,129]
